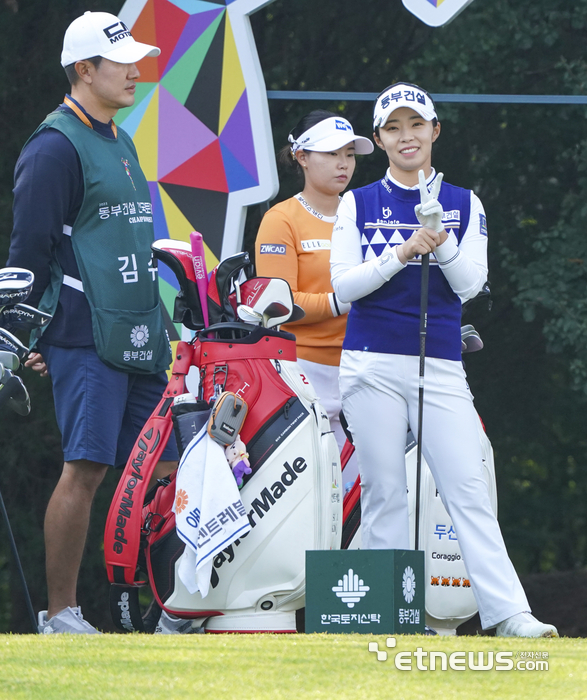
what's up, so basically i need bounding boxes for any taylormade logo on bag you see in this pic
[117,591,134,632]
[247,457,308,526]
[112,428,160,554]
[210,455,309,585]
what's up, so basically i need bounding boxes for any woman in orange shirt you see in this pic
[255,111,372,485]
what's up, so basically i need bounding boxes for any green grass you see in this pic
[0,633,585,700]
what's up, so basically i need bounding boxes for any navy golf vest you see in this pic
[344,174,471,361]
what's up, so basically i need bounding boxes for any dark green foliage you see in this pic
[2,0,587,632]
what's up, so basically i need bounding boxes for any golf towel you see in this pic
[174,425,251,597]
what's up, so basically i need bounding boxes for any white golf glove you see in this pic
[414,169,444,233]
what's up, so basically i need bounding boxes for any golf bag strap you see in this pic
[104,342,192,586]
[193,335,297,365]
[110,584,145,633]
[340,439,355,472]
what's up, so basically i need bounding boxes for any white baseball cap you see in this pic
[289,117,374,155]
[373,83,437,128]
[61,11,161,67]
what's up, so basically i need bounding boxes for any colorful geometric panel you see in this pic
[164,8,224,76]
[425,0,445,6]
[157,86,217,179]
[220,91,259,183]
[161,11,224,105]
[185,12,226,133]
[119,0,279,323]
[159,183,228,260]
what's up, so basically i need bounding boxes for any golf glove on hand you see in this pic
[414,170,445,233]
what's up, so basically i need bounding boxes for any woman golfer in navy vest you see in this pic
[330,82,557,637]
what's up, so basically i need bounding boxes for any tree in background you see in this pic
[1,0,587,631]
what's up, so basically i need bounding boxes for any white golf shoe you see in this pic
[495,612,558,638]
[38,606,101,634]
[154,610,204,634]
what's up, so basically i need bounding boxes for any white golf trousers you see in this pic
[297,357,359,484]
[339,349,529,629]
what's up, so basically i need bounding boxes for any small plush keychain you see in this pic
[224,435,252,488]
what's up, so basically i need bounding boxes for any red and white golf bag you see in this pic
[104,245,342,633]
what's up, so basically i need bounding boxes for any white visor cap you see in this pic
[61,11,160,67]
[373,84,437,128]
[289,117,374,156]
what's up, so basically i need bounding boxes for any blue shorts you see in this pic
[41,343,179,468]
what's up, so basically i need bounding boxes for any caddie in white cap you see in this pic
[7,12,177,635]
[61,11,160,67]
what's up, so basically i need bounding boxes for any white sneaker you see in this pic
[495,612,558,638]
[154,610,203,634]
[37,606,102,634]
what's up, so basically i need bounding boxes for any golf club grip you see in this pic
[415,253,430,551]
[190,232,210,328]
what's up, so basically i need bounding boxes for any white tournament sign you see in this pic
[402,0,476,27]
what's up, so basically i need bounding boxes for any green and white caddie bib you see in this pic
[31,111,171,374]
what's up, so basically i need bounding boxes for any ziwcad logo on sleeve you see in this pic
[367,638,550,672]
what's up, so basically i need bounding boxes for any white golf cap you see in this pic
[61,11,160,67]
[289,117,374,156]
[373,83,437,128]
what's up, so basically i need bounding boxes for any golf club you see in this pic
[237,305,263,325]
[0,362,37,632]
[461,324,483,354]
[0,368,31,416]
[0,328,29,364]
[0,303,52,333]
[0,268,34,311]
[414,251,430,552]
[261,301,290,329]
[0,350,20,371]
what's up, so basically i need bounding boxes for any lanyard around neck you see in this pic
[63,96,117,138]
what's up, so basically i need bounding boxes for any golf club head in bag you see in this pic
[0,365,31,416]
[0,303,52,333]
[232,277,305,329]
[0,350,20,371]
[0,328,29,364]
[0,268,34,311]
[460,324,483,354]
[206,252,254,326]
[151,239,205,331]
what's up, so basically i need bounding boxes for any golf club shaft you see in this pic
[0,488,38,633]
[414,252,430,552]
